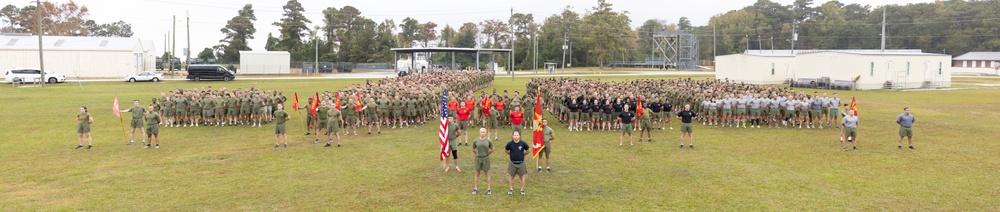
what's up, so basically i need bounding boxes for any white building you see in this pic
[716,49,951,90]
[239,51,290,75]
[0,35,155,78]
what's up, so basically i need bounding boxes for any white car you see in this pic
[4,68,67,83]
[125,71,164,82]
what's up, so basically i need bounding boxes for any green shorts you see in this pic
[844,127,857,137]
[488,119,498,129]
[326,121,340,134]
[736,108,746,116]
[652,112,661,120]
[130,119,144,128]
[367,114,378,123]
[811,109,821,116]
[622,124,634,134]
[508,161,527,176]
[407,109,416,117]
[785,109,794,117]
[769,108,779,115]
[78,123,90,134]
[540,143,550,154]
[821,107,830,115]
[681,123,693,133]
[393,110,403,117]
[512,124,522,134]
[641,121,653,129]
[829,108,839,117]
[750,109,760,117]
[275,124,286,134]
[191,109,201,116]
[240,107,250,115]
[379,109,389,117]
[345,116,356,124]
[214,109,224,116]
[317,120,328,129]
[708,109,718,116]
[581,112,590,120]
[204,109,214,117]
[164,109,174,117]
[899,127,913,137]
[723,109,732,116]
[176,107,187,116]
[145,125,159,135]
[459,120,469,130]
[475,157,491,171]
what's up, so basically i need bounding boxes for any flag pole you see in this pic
[118,114,127,141]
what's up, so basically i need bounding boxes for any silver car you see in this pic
[125,71,164,82]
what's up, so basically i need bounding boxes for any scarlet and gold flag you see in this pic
[636,96,644,117]
[309,92,319,116]
[850,96,858,116]
[532,87,545,158]
[292,93,299,111]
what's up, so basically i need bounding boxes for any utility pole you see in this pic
[510,7,514,79]
[186,11,190,67]
[172,15,176,74]
[791,21,797,54]
[314,34,318,75]
[770,37,774,53]
[757,35,762,53]
[713,21,716,61]
[561,33,567,74]
[745,35,749,53]
[35,0,45,87]
[881,6,887,52]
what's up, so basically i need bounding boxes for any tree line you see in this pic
[1,1,133,37]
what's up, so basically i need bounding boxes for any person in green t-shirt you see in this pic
[471,127,494,195]
[76,106,94,150]
[365,97,379,135]
[251,94,264,127]
[444,116,462,173]
[273,104,290,148]
[144,106,161,149]
[226,94,238,126]
[119,99,146,145]
[325,100,343,147]
[536,119,555,173]
[315,100,330,143]
[378,94,390,130]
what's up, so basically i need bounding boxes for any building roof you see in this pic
[390,47,512,54]
[742,49,930,57]
[953,52,1000,61]
[141,40,156,52]
[0,35,140,51]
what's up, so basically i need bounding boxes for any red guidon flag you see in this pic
[438,89,451,161]
[532,87,545,158]
[309,92,320,116]
[335,93,341,109]
[636,96,644,117]
[113,95,121,117]
[850,96,859,116]
[355,93,363,112]
[292,92,299,111]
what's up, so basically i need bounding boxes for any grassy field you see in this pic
[1,75,998,211]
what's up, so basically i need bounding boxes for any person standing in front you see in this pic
[76,106,94,149]
[896,107,916,150]
[471,128,494,195]
[505,131,530,196]
[841,109,859,151]
[144,106,161,149]
[677,104,697,149]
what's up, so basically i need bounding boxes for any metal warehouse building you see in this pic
[716,49,951,90]
[0,35,156,78]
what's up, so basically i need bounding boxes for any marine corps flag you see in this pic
[636,96,644,117]
[335,93,341,109]
[292,93,299,111]
[850,96,859,116]
[532,87,545,158]
[355,93,363,111]
[309,92,320,116]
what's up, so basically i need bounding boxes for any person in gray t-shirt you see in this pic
[896,107,916,149]
[841,110,859,151]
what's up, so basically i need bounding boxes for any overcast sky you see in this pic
[50,0,931,56]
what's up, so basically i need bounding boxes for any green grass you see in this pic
[1,76,998,211]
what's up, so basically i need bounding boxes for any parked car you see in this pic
[186,64,235,81]
[4,68,66,83]
[125,71,164,82]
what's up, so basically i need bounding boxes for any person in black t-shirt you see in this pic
[505,131,530,195]
[649,99,662,130]
[612,98,624,131]
[676,104,697,149]
[602,99,613,131]
[590,99,601,131]
[618,104,636,147]
[663,100,674,130]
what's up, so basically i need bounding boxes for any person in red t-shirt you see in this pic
[495,100,506,128]
[457,103,472,146]
[448,98,459,119]
[464,96,477,127]
[509,107,525,135]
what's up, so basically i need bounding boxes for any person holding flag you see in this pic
[439,89,462,172]
[119,99,146,146]
[531,88,554,173]
[76,106,94,149]
[639,100,654,142]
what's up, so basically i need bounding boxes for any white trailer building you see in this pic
[716,49,951,90]
[239,51,290,75]
[0,35,155,78]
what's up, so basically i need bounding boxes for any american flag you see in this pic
[438,88,450,161]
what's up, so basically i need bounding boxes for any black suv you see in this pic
[187,65,236,81]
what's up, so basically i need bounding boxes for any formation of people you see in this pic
[303,70,495,148]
